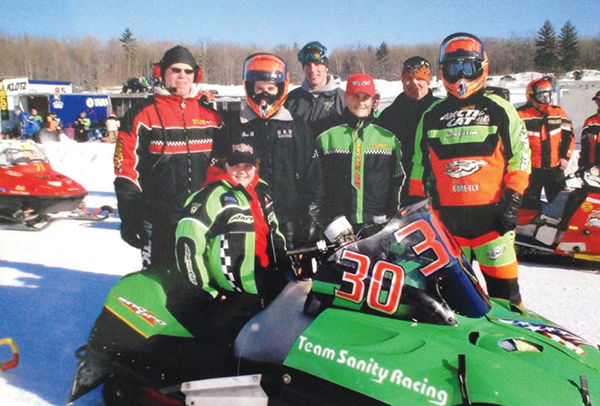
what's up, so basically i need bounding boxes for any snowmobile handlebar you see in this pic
[286,240,339,257]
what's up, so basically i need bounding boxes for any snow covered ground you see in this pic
[1,88,600,405]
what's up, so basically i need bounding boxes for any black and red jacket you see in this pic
[114,86,223,225]
[579,111,600,171]
[517,103,574,169]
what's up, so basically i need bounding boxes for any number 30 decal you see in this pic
[393,216,460,276]
[335,250,405,315]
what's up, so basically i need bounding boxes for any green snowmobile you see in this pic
[69,200,599,405]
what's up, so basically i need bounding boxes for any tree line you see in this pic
[0,21,598,91]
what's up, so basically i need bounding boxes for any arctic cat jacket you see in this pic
[579,112,600,170]
[285,74,346,136]
[222,106,322,247]
[114,86,223,225]
[410,92,531,235]
[316,109,404,226]
[516,103,574,169]
[175,166,288,301]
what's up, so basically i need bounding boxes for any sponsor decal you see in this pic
[371,143,391,149]
[223,195,238,205]
[443,159,487,178]
[190,203,201,214]
[183,243,198,285]
[85,97,109,108]
[323,100,335,112]
[486,245,505,260]
[452,183,479,193]
[351,80,372,86]
[445,130,478,138]
[191,118,217,126]
[586,210,600,227]
[547,119,561,125]
[241,130,254,138]
[114,139,124,173]
[6,170,23,177]
[296,336,448,405]
[228,213,253,224]
[496,318,590,355]
[118,296,167,327]
[232,143,254,154]
[277,129,293,138]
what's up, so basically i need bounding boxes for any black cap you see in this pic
[160,45,199,77]
[226,143,257,166]
[592,91,600,101]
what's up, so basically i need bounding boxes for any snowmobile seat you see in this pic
[234,280,313,365]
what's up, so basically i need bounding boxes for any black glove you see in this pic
[496,189,523,235]
[120,217,148,249]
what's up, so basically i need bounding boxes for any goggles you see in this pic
[442,60,484,83]
[298,42,328,64]
[403,57,431,72]
[535,89,552,104]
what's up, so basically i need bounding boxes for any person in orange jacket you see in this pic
[579,90,600,172]
[517,77,574,211]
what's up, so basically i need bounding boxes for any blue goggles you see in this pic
[298,42,328,64]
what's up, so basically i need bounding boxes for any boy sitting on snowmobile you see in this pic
[172,140,292,374]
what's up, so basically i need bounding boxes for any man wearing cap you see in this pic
[578,91,600,172]
[377,56,440,204]
[114,45,223,268]
[316,72,404,234]
[285,41,346,136]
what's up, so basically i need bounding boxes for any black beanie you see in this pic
[160,45,199,77]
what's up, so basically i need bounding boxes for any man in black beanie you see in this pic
[114,45,223,268]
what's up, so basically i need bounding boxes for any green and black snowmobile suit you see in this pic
[175,166,289,303]
[316,109,405,228]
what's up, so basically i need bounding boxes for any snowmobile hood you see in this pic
[284,305,600,406]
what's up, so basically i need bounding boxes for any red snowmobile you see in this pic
[0,140,114,230]
[516,165,600,262]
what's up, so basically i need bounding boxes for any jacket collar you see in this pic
[240,104,293,123]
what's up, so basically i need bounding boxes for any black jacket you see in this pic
[377,90,439,203]
[221,106,323,247]
[285,75,346,137]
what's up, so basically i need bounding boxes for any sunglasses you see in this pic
[170,67,195,75]
[442,60,483,83]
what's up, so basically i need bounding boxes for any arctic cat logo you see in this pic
[444,160,487,178]
[496,318,590,355]
[228,213,253,224]
[323,100,335,112]
[440,108,489,128]
[118,297,167,327]
[486,245,505,260]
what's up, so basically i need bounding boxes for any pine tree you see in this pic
[375,42,391,80]
[534,20,558,73]
[119,28,137,78]
[559,21,580,72]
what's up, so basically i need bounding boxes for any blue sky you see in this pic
[2,0,599,49]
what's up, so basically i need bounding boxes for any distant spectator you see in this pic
[13,106,40,140]
[102,112,120,143]
[30,108,43,125]
[74,112,91,142]
[579,90,600,172]
[377,56,439,204]
[45,112,62,132]
[285,41,345,136]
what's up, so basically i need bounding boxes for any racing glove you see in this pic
[496,188,523,235]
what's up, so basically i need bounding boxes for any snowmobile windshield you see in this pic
[312,200,491,325]
[0,141,49,167]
